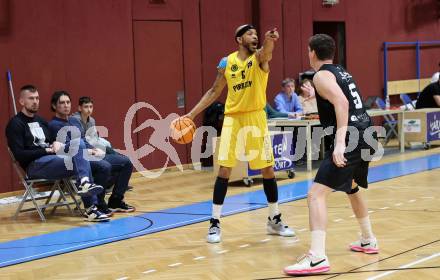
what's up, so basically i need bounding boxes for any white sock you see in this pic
[357,216,374,239]
[212,204,223,220]
[310,230,326,257]
[80,177,89,184]
[268,202,279,218]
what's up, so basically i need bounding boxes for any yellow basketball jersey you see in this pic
[224,51,268,114]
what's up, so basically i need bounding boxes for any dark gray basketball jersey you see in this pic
[315,64,371,131]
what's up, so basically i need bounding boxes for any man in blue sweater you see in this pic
[274,78,303,117]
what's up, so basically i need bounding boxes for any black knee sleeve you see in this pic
[347,186,360,195]
[263,178,278,203]
[213,177,229,205]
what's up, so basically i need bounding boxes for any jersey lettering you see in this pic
[223,52,268,114]
[348,83,363,109]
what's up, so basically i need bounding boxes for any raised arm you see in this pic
[256,28,279,72]
[313,70,349,167]
[186,68,227,120]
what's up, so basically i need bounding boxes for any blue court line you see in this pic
[0,153,439,268]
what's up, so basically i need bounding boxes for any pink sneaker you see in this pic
[284,253,330,275]
[350,237,379,254]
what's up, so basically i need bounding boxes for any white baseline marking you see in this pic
[366,252,440,280]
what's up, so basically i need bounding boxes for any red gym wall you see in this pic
[0,0,439,194]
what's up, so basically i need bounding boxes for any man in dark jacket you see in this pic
[5,85,109,222]
[416,79,440,109]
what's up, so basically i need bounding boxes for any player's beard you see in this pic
[244,43,256,54]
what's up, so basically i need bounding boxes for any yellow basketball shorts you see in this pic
[217,110,274,170]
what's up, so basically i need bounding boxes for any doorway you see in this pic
[313,21,346,67]
[133,21,188,169]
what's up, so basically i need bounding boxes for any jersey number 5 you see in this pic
[348,83,362,109]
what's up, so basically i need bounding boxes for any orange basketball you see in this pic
[170,117,196,144]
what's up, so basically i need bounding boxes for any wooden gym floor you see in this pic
[0,145,439,279]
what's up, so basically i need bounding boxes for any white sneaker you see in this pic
[284,253,330,275]
[77,181,103,197]
[350,237,379,254]
[207,218,221,243]
[267,213,295,237]
[83,205,110,222]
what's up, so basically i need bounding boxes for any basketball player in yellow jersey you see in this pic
[186,24,295,243]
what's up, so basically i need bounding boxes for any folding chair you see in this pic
[8,147,83,221]
[375,98,399,145]
[400,94,416,110]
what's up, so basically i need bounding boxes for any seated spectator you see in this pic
[274,78,303,117]
[5,85,109,222]
[72,96,112,149]
[71,96,134,192]
[48,91,135,214]
[298,79,318,114]
[416,79,440,109]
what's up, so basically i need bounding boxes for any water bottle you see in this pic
[385,95,390,109]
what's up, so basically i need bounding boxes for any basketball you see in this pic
[170,117,196,144]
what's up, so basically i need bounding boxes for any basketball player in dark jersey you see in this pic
[284,34,379,275]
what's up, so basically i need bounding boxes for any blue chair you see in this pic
[400,94,415,110]
[375,98,399,145]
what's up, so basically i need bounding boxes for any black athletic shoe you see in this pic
[97,203,114,217]
[108,200,136,213]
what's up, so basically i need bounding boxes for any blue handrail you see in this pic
[384,41,440,45]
